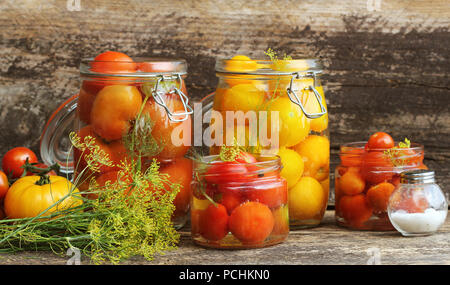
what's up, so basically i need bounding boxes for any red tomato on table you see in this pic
[2,147,38,179]
[0,170,9,199]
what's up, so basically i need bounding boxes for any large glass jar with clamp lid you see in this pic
[200,55,329,228]
[40,53,193,229]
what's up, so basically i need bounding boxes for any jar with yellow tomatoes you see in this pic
[202,55,330,228]
[191,152,289,249]
[335,133,427,231]
[40,51,194,229]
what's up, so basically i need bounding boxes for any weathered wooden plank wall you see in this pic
[0,0,449,197]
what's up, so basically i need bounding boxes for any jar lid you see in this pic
[40,94,78,174]
[80,57,188,78]
[400,169,435,184]
[215,58,322,76]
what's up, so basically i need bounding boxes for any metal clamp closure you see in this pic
[286,71,327,119]
[152,73,193,122]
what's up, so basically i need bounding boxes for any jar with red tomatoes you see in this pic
[191,153,289,249]
[335,135,427,231]
[40,51,193,229]
[200,55,330,229]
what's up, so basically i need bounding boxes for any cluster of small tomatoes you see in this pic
[335,132,428,230]
[210,55,330,227]
[191,151,289,248]
[74,51,192,221]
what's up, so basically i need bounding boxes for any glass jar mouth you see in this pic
[79,57,187,78]
[340,141,424,154]
[215,58,323,75]
[194,154,281,176]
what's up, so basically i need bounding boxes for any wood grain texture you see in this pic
[0,0,449,198]
[1,210,449,265]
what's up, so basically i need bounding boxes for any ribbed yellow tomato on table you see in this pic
[4,175,82,219]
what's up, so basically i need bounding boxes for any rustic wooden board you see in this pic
[1,210,449,265]
[0,0,449,200]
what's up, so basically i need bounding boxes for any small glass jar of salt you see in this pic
[388,170,447,236]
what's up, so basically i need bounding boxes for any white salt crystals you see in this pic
[389,208,447,236]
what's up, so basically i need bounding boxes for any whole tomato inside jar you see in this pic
[40,52,193,229]
[335,141,426,230]
[201,55,329,229]
[191,154,288,249]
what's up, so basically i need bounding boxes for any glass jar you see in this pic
[40,57,193,229]
[200,56,329,229]
[388,170,448,236]
[335,142,428,230]
[191,155,288,249]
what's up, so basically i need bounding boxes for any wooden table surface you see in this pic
[1,210,448,265]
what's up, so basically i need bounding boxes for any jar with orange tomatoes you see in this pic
[335,133,427,231]
[191,152,288,249]
[40,51,193,229]
[201,55,329,228]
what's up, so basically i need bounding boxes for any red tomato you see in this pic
[77,85,98,124]
[361,151,394,184]
[91,51,137,73]
[199,203,229,241]
[245,178,287,209]
[2,147,38,178]
[204,161,249,185]
[340,146,365,167]
[0,170,9,199]
[216,184,244,215]
[367,132,395,149]
[235,152,257,164]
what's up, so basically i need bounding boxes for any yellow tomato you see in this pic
[296,79,328,133]
[293,135,329,181]
[222,83,265,112]
[265,96,310,148]
[4,175,82,219]
[192,196,212,211]
[225,55,258,73]
[277,147,304,188]
[288,176,325,220]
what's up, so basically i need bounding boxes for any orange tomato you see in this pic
[338,194,373,227]
[141,97,192,161]
[91,51,137,73]
[228,201,274,244]
[90,85,143,141]
[366,182,395,212]
[337,169,365,196]
[160,158,193,215]
[73,125,119,175]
